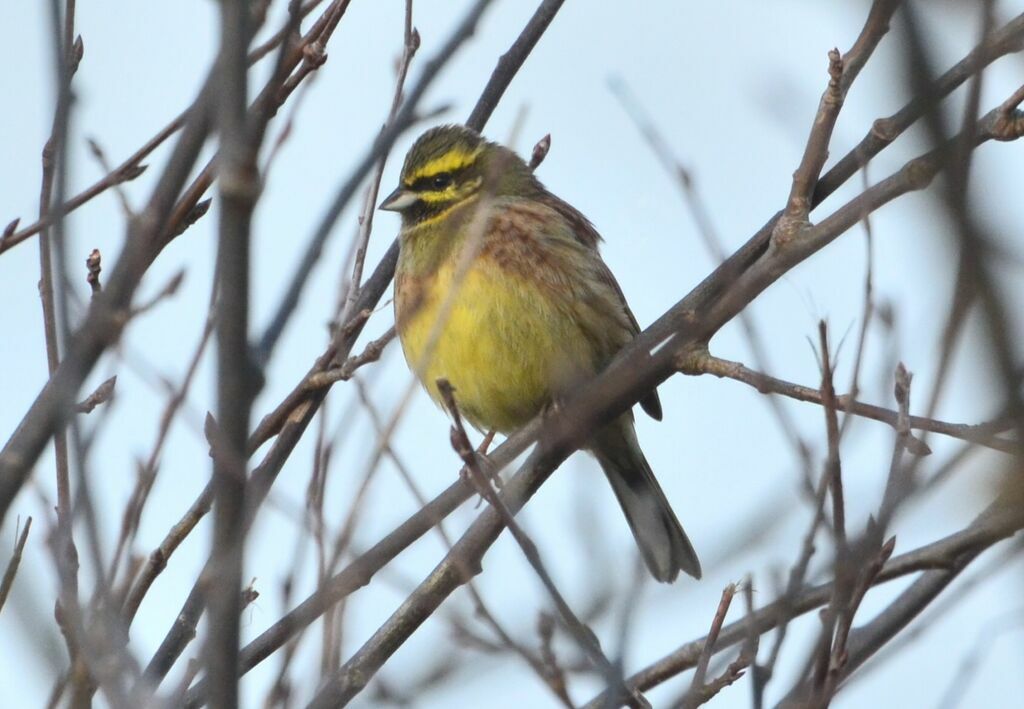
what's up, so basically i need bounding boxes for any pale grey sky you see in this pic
[1,1,1023,707]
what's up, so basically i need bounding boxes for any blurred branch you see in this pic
[0,65,216,529]
[202,0,259,706]
[301,26,1024,709]
[610,76,816,487]
[169,1,569,699]
[115,311,216,612]
[85,139,137,218]
[0,0,356,561]
[436,379,646,709]
[0,517,32,615]
[37,1,88,704]
[352,380,577,708]
[583,501,1024,707]
[254,0,498,366]
[0,0,331,256]
[465,0,565,129]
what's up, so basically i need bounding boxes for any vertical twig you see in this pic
[684,584,736,707]
[39,0,88,705]
[437,379,647,709]
[337,0,419,326]
[204,0,258,706]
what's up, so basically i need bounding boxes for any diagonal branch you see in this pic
[582,501,1024,707]
[156,1,570,697]
[302,77,1024,709]
[437,379,646,709]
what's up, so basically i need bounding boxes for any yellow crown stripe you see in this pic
[405,146,482,184]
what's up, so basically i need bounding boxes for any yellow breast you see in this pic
[396,255,594,433]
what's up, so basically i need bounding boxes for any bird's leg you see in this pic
[473,430,502,488]
[544,396,565,416]
[477,430,496,456]
[436,378,503,501]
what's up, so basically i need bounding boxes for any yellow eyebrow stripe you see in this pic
[405,146,481,184]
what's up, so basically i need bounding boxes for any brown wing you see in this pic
[539,192,663,421]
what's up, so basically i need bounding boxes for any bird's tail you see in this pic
[592,417,701,583]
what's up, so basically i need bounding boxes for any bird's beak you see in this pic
[379,186,418,212]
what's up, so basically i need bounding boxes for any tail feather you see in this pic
[593,419,701,583]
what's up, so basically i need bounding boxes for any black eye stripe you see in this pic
[410,174,450,191]
[409,166,468,192]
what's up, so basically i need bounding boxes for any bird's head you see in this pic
[379,124,538,224]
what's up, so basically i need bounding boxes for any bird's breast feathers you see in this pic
[395,200,633,432]
[397,257,581,431]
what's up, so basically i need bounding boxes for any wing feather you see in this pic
[488,195,663,420]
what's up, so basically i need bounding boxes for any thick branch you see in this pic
[203,1,258,707]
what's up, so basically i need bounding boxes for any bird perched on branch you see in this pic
[380,124,701,582]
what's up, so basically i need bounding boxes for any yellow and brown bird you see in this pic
[380,124,700,582]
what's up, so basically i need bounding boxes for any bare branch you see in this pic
[202,0,260,705]
[305,327,396,390]
[0,517,32,615]
[582,502,1024,707]
[681,584,740,709]
[435,378,646,708]
[682,353,1010,454]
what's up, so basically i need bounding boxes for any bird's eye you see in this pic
[431,173,453,189]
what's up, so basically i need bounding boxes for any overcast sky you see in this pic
[1,1,1023,707]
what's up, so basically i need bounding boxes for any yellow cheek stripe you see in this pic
[405,193,480,229]
[405,146,482,184]
[419,189,456,204]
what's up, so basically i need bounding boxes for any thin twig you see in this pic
[350,380,577,708]
[337,0,419,328]
[0,0,334,256]
[681,584,737,709]
[682,353,1010,454]
[0,517,33,615]
[38,1,87,703]
[437,379,646,709]
[211,80,1024,706]
[305,327,395,389]
[254,0,499,366]
[582,502,1024,708]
